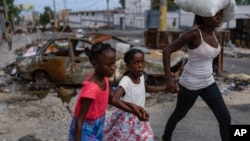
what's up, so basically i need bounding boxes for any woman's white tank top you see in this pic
[179,28,221,90]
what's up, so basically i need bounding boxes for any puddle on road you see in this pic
[8,81,79,105]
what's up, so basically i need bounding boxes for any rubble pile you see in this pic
[217,73,250,93]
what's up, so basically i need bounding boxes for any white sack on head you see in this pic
[174,0,237,22]
[222,0,237,22]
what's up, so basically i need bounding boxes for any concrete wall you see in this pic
[68,5,250,30]
[69,10,114,28]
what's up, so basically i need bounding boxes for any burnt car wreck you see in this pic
[15,33,187,86]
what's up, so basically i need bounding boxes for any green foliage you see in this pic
[167,0,179,11]
[39,7,53,25]
[236,0,250,4]
[8,3,21,21]
[119,0,125,8]
[151,0,160,9]
[0,0,21,23]
[151,0,179,11]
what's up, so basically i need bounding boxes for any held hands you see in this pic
[166,79,179,93]
[131,104,150,121]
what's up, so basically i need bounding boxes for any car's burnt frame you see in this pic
[16,33,187,87]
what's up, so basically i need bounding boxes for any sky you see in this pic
[14,0,121,13]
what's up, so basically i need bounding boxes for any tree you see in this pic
[119,0,125,8]
[39,6,53,25]
[151,0,160,9]
[236,0,250,4]
[151,0,178,11]
[0,0,21,24]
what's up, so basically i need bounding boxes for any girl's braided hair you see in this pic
[85,43,116,62]
[123,48,144,76]
[124,48,144,64]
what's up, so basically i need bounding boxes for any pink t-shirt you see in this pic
[73,73,110,120]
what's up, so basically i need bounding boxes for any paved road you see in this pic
[223,57,250,75]
[148,92,250,141]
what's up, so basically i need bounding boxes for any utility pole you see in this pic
[178,9,181,29]
[53,0,57,29]
[63,0,68,25]
[159,0,167,31]
[107,0,110,28]
[64,0,66,9]
[139,0,141,14]
[3,0,9,21]
[158,0,167,49]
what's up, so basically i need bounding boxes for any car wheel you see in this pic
[33,70,50,83]
[146,75,166,86]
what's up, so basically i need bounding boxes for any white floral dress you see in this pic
[103,75,153,141]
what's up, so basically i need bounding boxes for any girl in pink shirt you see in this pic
[68,43,116,141]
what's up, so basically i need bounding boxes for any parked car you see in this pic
[16,33,187,86]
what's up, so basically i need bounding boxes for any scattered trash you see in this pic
[221,73,250,92]
[19,134,41,141]
[226,73,250,83]
[26,81,51,90]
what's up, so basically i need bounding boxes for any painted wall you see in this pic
[68,5,250,30]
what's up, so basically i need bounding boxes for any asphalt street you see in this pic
[223,57,250,74]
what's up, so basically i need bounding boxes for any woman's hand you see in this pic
[166,79,179,93]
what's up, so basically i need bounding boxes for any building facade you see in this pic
[68,10,115,29]
[67,4,250,30]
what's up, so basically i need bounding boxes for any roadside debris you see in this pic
[217,73,250,93]
[19,134,41,141]
[226,73,250,83]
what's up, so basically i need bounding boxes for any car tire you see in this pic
[33,70,50,84]
[146,74,166,86]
